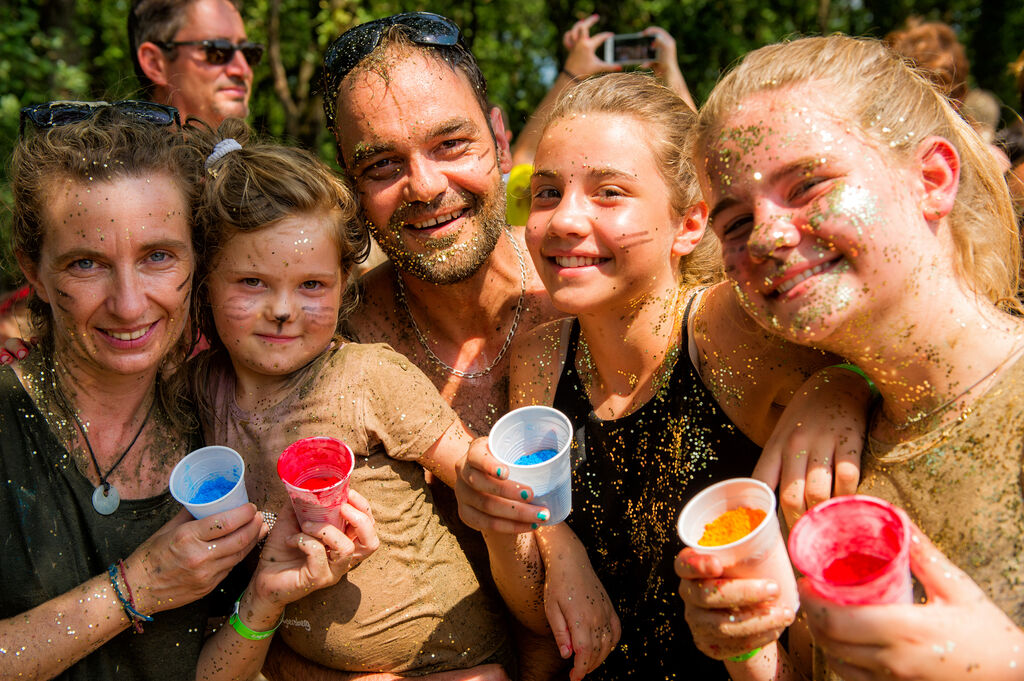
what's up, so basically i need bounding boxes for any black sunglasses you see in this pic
[19,100,181,137]
[322,12,463,128]
[158,39,264,66]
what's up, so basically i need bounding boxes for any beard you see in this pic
[366,180,507,285]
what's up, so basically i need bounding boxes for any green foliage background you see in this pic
[2,0,1023,291]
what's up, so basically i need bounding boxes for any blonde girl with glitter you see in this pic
[185,120,516,679]
[676,34,1024,681]
[2,103,370,681]
[454,72,872,680]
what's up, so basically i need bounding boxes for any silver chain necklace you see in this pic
[394,229,526,379]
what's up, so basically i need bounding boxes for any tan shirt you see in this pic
[205,343,510,673]
[815,355,1024,679]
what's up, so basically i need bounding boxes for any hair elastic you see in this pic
[205,138,242,169]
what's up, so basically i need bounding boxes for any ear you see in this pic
[916,135,960,222]
[670,201,709,258]
[15,251,48,304]
[138,42,172,88]
[489,106,513,174]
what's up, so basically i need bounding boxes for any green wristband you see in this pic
[726,646,762,662]
[229,593,283,641]
[831,362,880,399]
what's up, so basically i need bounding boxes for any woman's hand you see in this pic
[562,14,621,79]
[753,365,869,528]
[802,524,1024,681]
[674,549,795,661]
[538,527,620,681]
[454,437,547,534]
[250,491,378,609]
[123,503,265,615]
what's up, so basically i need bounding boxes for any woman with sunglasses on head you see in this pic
[677,35,1024,680]
[2,102,364,681]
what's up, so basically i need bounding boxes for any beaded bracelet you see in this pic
[229,592,284,641]
[107,563,153,633]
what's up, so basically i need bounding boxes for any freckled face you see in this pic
[23,174,194,379]
[206,212,344,386]
[701,84,930,346]
[527,113,693,314]
[334,51,509,284]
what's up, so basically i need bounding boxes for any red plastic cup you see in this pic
[788,495,913,605]
[277,437,354,531]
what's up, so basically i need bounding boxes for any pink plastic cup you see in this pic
[788,495,913,605]
[678,478,799,613]
[277,437,354,531]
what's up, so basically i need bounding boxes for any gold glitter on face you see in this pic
[24,174,194,379]
[701,83,931,349]
[335,51,510,284]
[205,211,345,392]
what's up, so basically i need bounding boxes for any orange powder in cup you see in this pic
[698,507,767,547]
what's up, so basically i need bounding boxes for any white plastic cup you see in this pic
[277,437,354,531]
[788,495,913,605]
[489,406,573,525]
[169,445,249,519]
[678,478,799,613]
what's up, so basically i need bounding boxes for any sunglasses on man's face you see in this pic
[158,39,264,66]
[322,12,462,127]
[19,100,181,137]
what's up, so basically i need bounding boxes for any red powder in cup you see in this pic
[299,476,342,491]
[822,551,889,585]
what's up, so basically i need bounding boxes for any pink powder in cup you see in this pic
[788,495,913,605]
[277,437,354,531]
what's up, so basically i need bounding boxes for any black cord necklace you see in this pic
[50,363,155,515]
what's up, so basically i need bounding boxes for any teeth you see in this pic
[777,261,833,294]
[412,211,461,229]
[108,325,151,341]
[555,256,604,268]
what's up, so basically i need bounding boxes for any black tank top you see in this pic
[553,317,760,679]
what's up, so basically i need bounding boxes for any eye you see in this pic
[241,277,262,287]
[147,250,171,264]
[718,216,754,241]
[300,280,323,290]
[69,258,95,271]
[361,157,402,182]
[436,138,469,156]
[788,175,830,203]
[530,186,561,207]
[596,186,626,200]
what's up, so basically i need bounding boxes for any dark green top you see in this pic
[0,364,227,681]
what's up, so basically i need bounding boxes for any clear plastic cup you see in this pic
[678,478,799,613]
[788,495,912,605]
[489,406,573,525]
[277,437,354,531]
[169,445,249,519]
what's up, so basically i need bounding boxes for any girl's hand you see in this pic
[562,14,621,79]
[454,437,547,534]
[802,524,1024,681]
[251,490,379,609]
[674,548,795,660]
[124,503,265,615]
[0,336,33,365]
[539,527,620,680]
[753,365,869,528]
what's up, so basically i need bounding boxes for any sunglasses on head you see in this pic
[158,39,264,66]
[19,100,181,137]
[322,12,463,127]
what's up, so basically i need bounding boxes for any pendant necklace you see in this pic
[51,366,154,515]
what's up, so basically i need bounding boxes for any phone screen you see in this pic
[606,34,657,65]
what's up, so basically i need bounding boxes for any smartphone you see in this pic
[602,33,657,65]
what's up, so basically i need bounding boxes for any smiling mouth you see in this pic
[408,209,466,230]
[774,259,841,295]
[103,323,155,341]
[554,256,608,268]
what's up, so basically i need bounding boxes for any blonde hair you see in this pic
[547,72,722,289]
[694,35,1020,310]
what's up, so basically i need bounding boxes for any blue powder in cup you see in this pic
[191,475,236,504]
[514,448,558,465]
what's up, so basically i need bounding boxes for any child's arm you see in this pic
[197,495,378,681]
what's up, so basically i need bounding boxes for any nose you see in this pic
[266,288,296,325]
[107,267,148,322]
[747,211,801,262]
[543,188,592,241]
[224,47,253,80]
[402,154,448,204]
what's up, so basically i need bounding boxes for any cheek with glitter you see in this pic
[217,294,259,323]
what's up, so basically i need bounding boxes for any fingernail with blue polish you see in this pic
[537,510,550,521]
[496,467,502,477]
[531,523,538,529]
[520,490,529,500]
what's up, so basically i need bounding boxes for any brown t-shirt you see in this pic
[204,342,510,673]
[815,355,1024,679]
